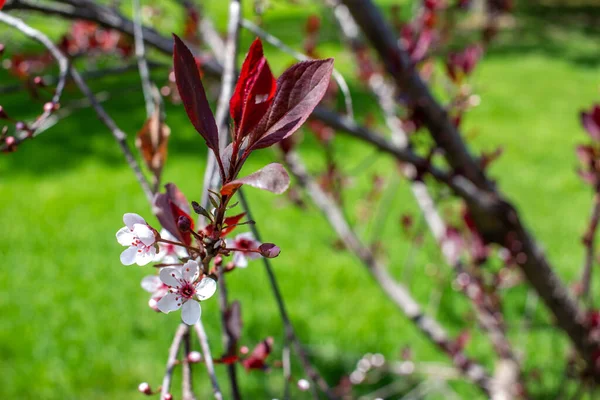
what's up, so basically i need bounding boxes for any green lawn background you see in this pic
[1,1,600,398]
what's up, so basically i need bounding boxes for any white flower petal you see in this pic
[135,247,156,266]
[141,275,162,293]
[116,227,135,246]
[181,300,201,325]
[160,267,183,288]
[247,252,262,261]
[236,232,255,242]
[160,229,177,241]
[124,213,146,229]
[120,246,138,265]
[196,277,217,300]
[133,224,155,246]
[233,252,248,268]
[182,260,199,281]
[157,292,182,313]
[175,245,189,258]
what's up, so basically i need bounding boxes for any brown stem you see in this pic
[238,189,338,400]
[284,151,493,395]
[580,192,600,303]
[0,11,154,202]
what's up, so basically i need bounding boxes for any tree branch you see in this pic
[194,320,224,400]
[238,189,335,400]
[283,151,493,395]
[160,324,187,400]
[0,10,154,202]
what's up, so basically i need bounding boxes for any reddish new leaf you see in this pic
[250,58,334,150]
[242,337,273,371]
[220,163,290,196]
[230,38,276,139]
[0,0,5,10]
[172,34,220,155]
[154,183,195,245]
[204,212,246,238]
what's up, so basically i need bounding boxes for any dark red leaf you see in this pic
[220,163,290,196]
[242,337,273,371]
[581,106,600,141]
[204,212,246,237]
[230,38,276,139]
[0,0,5,10]
[172,34,220,155]
[249,58,334,150]
[154,183,195,245]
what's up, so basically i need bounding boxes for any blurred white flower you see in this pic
[154,229,188,264]
[226,232,262,268]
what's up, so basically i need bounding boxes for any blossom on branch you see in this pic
[116,213,157,266]
[227,232,262,268]
[157,260,217,325]
[154,229,188,264]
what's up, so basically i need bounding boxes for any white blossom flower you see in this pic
[157,260,217,325]
[154,229,188,264]
[226,232,262,268]
[141,273,170,311]
[116,213,157,266]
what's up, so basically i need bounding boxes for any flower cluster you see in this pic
[113,36,332,327]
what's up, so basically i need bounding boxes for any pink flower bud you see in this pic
[137,382,152,395]
[188,351,202,363]
[177,215,191,232]
[43,102,56,113]
[0,44,4,55]
[5,136,15,146]
[164,394,173,400]
[15,121,27,131]
[259,243,280,258]
[33,76,45,86]
[297,379,310,391]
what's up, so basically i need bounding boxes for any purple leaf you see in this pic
[220,163,290,196]
[172,34,220,155]
[249,59,334,150]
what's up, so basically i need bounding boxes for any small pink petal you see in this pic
[181,300,201,325]
[120,246,138,265]
[116,227,135,246]
[196,277,217,300]
[123,213,146,229]
[160,267,183,287]
[157,292,182,313]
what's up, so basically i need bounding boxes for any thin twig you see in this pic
[0,11,154,201]
[238,189,337,400]
[199,1,242,398]
[284,151,493,395]
[282,345,292,400]
[132,0,154,117]
[0,10,68,150]
[240,18,354,119]
[194,320,224,400]
[161,324,187,400]
[182,328,196,400]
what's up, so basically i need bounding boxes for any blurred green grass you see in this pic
[1,0,600,399]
